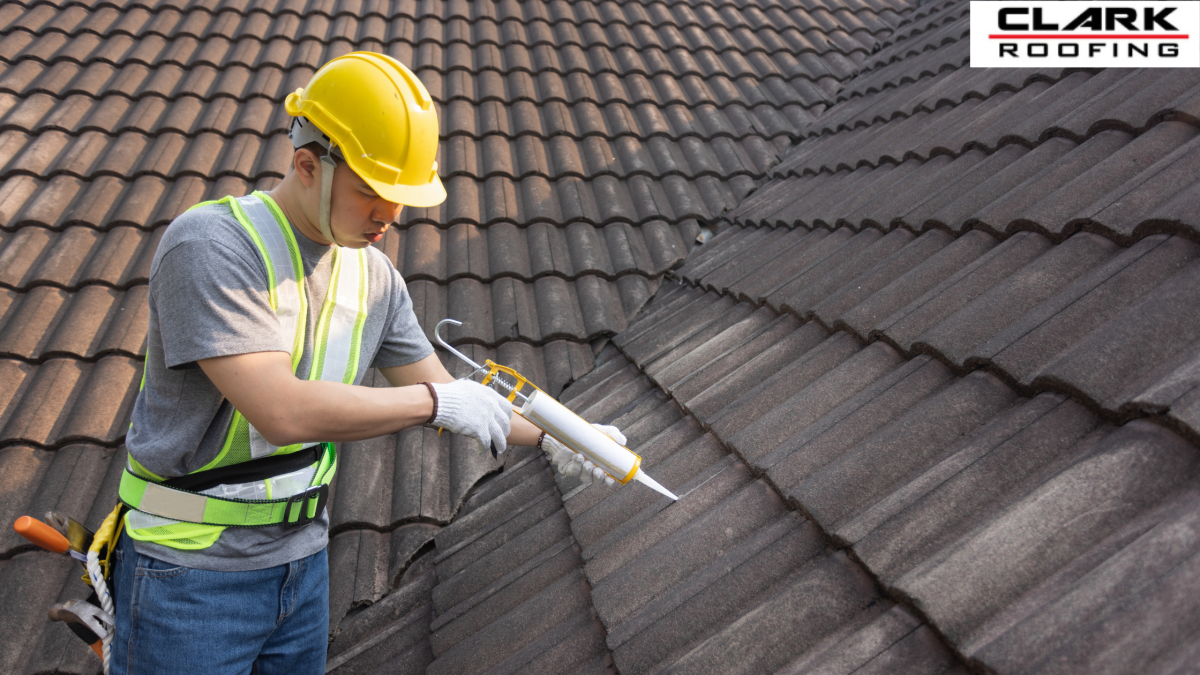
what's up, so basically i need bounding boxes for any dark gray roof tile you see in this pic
[781,227,914,317]
[608,514,822,674]
[875,230,1052,351]
[0,551,87,675]
[780,603,919,674]
[326,576,434,674]
[328,529,391,627]
[681,319,833,422]
[427,570,595,675]
[916,232,1120,367]
[566,417,712,541]
[896,420,1199,648]
[429,535,578,655]
[656,552,889,675]
[673,223,766,280]
[811,228,950,331]
[972,480,1200,675]
[614,286,718,350]
[475,606,610,675]
[0,443,117,556]
[697,224,806,291]
[622,293,736,363]
[850,394,1098,583]
[786,370,1020,529]
[651,305,777,388]
[727,227,851,302]
[559,353,636,406]
[0,355,139,447]
[721,339,901,458]
[603,386,671,436]
[838,228,991,338]
[667,312,803,404]
[433,459,553,554]
[582,455,749,583]
[561,363,646,421]
[432,498,568,611]
[591,478,789,627]
[1084,133,1200,241]
[1034,256,1200,418]
[982,234,1199,385]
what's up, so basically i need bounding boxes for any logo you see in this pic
[971,1,1200,67]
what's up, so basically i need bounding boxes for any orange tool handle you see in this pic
[14,516,70,554]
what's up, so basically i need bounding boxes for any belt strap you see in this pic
[119,444,337,528]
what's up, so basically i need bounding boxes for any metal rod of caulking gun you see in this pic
[434,318,530,404]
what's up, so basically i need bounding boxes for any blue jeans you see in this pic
[110,531,328,675]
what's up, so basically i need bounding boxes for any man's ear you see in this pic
[293,148,320,187]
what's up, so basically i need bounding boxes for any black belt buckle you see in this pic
[285,484,328,528]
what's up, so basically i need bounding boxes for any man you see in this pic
[110,52,619,674]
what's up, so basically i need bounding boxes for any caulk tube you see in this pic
[520,390,639,482]
[519,390,678,500]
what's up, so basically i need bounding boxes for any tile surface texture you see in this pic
[6,0,1199,673]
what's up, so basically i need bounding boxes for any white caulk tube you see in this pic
[519,389,678,500]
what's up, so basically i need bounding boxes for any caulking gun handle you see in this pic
[14,516,70,554]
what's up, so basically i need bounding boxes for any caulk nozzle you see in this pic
[634,470,678,501]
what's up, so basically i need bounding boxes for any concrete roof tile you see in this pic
[432,502,571,615]
[1036,257,1200,416]
[876,230,1052,351]
[722,339,901,458]
[658,552,888,675]
[898,420,1199,648]
[917,232,1120,367]
[592,478,789,626]
[724,228,845,301]
[326,575,434,674]
[789,370,1020,529]
[582,456,751,583]
[972,481,1200,674]
[983,235,1198,384]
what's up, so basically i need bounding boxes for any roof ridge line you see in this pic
[773,110,1200,181]
[5,0,911,25]
[0,50,871,79]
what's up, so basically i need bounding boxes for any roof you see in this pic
[0,0,907,671]
[6,0,1200,672]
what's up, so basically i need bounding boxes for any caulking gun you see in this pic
[435,319,678,501]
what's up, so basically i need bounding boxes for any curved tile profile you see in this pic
[580,278,1200,674]
[0,0,939,673]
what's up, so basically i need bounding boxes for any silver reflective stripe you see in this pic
[238,196,302,351]
[249,426,320,460]
[126,463,318,529]
[238,196,307,459]
[319,248,364,384]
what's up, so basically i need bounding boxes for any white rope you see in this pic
[86,551,114,675]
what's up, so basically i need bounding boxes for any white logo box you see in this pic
[970,1,1200,68]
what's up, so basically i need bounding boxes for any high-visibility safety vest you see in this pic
[119,191,368,550]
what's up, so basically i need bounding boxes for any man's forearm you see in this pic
[261,378,435,446]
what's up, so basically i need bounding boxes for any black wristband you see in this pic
[419,382,438,425]
[536,431,547,450]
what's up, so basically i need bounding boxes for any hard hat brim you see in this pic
[359,170,447,208]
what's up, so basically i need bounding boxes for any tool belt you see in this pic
[118,443,336,529]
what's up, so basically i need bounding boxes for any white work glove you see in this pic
[430,379,513,457]
[541,424,626,488]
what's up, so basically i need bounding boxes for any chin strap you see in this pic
[318,147,340,247]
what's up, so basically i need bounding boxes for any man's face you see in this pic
[327,160,403,248]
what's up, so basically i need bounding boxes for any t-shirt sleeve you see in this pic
[151,237,287,369]
[371,264,434,369]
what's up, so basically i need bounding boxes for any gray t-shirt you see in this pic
[126,196,433,571]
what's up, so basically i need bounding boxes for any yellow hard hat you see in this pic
[285,52,446,208]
